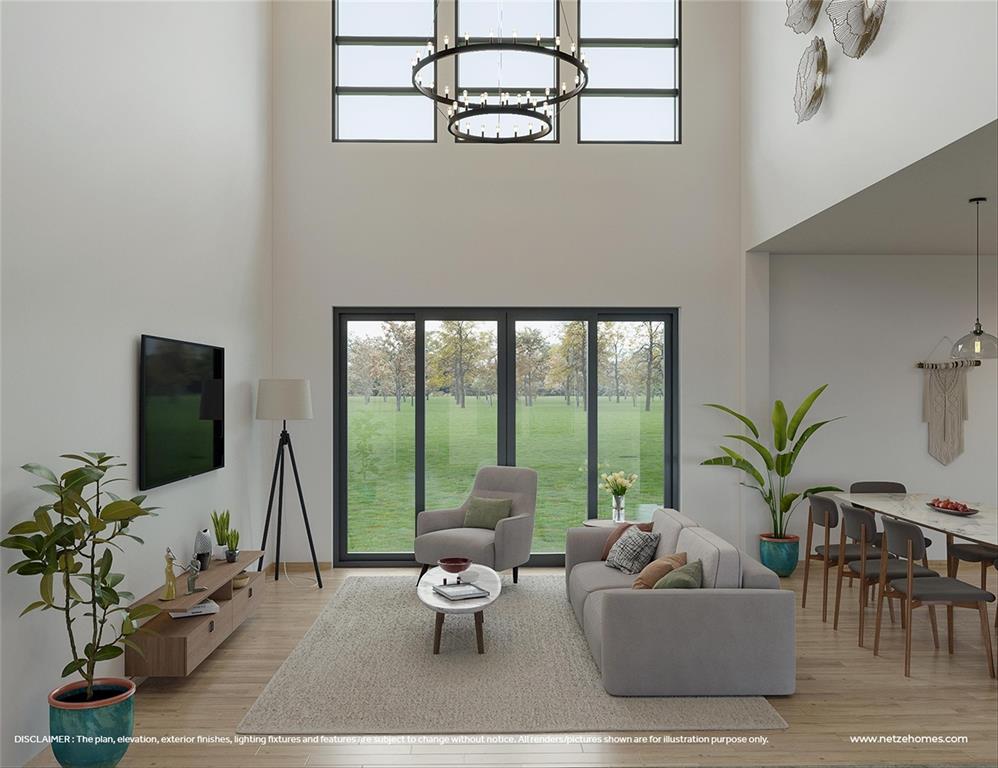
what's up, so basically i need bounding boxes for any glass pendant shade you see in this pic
[951,322,998,360]
[951,197,996,360]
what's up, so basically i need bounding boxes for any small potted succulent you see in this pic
[210,509,230,560]
[225,528,240,563]
[1,453,159,768]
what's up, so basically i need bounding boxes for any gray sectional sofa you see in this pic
[566,508,796,696]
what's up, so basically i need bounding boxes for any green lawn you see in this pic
[346,395,665,553]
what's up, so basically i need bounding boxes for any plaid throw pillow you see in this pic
[605,526,661,575]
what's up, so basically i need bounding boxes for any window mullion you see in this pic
[586,312,599,519]
[415,314,426,519]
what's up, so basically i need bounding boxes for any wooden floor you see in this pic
[28,562,998,768]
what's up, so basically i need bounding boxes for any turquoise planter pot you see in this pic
[49,678,135,768]
[759,535,800,577]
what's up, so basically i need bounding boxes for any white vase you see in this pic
[612,495,626,523]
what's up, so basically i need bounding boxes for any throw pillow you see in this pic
[653,559,703,589]
[463,496,513,530]
[632,552,688,589]
[600,522,653,560]
[604,526,661,575]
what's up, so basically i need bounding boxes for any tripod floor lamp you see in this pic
[256,378,323,587]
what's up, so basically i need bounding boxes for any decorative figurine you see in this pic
[185,556,206,596]
[162,547,178,601]
[193,527,213,571]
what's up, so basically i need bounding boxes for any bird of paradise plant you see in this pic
[702,385,844,539]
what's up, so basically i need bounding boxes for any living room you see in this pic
[1,1,996,767]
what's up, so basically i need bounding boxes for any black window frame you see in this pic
[333,307,680,567]
[453,0,561,144]
[332,0,440,143]
[576,0,682,144]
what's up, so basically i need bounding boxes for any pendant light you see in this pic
[951,197,998,360]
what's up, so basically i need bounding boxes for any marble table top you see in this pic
[416,564,502,615]
[834,493,998,547]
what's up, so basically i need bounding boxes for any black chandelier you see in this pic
[411,32,589,143]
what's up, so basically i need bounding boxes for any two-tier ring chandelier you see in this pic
[411,2,589,143]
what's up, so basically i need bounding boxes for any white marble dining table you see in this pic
[834,492,998,548]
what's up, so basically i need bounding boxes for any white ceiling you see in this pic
[754,121,998,256]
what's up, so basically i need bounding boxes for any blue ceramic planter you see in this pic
[49,678,135,768]
[759,535,800,577]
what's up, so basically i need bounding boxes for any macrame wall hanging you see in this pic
[915,338,982,466]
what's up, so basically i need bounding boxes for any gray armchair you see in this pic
[414,466,537,583]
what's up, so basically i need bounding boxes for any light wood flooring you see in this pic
[28,562,998,767]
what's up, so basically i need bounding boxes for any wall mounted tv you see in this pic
[139,335,224,490]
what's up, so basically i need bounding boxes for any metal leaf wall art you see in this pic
[794,37,827,123]
[826,0,887,59]
[785,0,823,34]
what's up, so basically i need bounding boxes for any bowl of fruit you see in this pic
[927,497,978,516]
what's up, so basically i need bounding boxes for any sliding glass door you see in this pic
[513,318,589,553]
[344,319,416,553]
[333,308,677,565]
[596,319,667,520]
[424,319,499,509]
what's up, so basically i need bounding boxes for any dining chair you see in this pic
[947,542,998,587]
[803,495,883,622]
[850,480,907,494]
[848,481,932,549]
[838,505,939,646]
[874,517,995,678]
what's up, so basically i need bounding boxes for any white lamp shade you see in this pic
[256,379,313,420]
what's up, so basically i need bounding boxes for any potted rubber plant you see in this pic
[1,453,160,768]
[702,386,843,577]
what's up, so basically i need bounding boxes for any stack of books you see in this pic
[169,599,220,619]
[432,582,489,601]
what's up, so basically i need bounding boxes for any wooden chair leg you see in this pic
[858,577,867,647]
[928,605,940,650]
[888,595,896,625]
[978,602,996,679]
[947,605,955,654]
[904,598,913,677]
[821,524,831,622]
[833,567,846,630]
[982,562,989,591]
[802,521,813,608]
[874,583,886,656]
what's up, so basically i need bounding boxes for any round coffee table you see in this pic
[416,564,501,654]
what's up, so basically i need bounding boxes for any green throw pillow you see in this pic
[463,496,513,530]
[653,559,703,589]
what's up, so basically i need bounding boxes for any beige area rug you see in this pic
[238,574,788,734]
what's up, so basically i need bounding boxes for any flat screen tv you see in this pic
[139,335,224,490]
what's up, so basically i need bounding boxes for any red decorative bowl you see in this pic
[438,557,472,574]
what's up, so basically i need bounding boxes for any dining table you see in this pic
[834,493,998,574]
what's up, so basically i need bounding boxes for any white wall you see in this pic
[272,0,748,561]
[741,0,998,250]
[769,252,998,558]
[0,2,273,766]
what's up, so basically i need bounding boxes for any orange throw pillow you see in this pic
[600,522,653,560]
[632,552,688,589]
